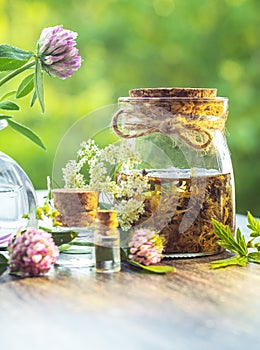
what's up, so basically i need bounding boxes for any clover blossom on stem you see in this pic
[8,228,59,277]
[37,25,82,79]
[0,24,82,148]
[128,228,165,265]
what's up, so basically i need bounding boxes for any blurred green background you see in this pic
[0,0,259,215]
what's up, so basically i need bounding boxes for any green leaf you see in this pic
[7,118,46,150]
[247,211,260,238]
[0,101,20,110]
[255,243,260,251]
[99,202,113,210]
[30,90,37,108]
[0,90,16,101]
[236,227,248,256]
[70,240,93,246]
[0,114,12,120]
[128,259,176,274]
[0,61,35,89]
[0,254,8,263]
[210,255,248,269]
[51,230,78,246]
[212,219,248,257]
[0,44,33,71]
[248,252,260,264]
[38,226,52,232]
[16,73,34,98]
[58,244,72,252]
[0,253,8,275]
[34,58,45,112]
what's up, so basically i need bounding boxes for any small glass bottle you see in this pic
[94,210,121,273]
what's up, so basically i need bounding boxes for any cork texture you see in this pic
[129,87,217,98]
[52,189,99,227]
[120,87,228,118]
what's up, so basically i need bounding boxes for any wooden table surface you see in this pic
[1,214,259,350]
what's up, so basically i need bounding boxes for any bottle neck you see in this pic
[96,210,118,229]
[97,221,119,233]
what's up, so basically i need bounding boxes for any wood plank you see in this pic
[0,214,259,350]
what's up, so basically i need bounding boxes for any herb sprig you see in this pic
[211,212,260,269]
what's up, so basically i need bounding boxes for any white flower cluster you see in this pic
[77,139,100,163]
[114,198,146,231]
[62,139,149,230]
[62,160,86,188]
[107,172,150,230]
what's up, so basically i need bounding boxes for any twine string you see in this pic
[112,107,227,150]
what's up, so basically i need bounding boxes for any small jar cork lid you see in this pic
[129,87,217,98]
[52,189,99,212]
[97,209,118,228]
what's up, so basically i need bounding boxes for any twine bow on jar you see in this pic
[112,106,227,151]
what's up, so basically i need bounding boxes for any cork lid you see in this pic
[129,87,217,98]
[97,209,118,228]
[97,209,117,221]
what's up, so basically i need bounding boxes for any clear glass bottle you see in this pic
[94,209,121,273]
[0,120,37,240]
[113,87,235,257]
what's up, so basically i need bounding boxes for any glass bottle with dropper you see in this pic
[94,209,121,273]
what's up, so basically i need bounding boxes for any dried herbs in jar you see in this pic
[113,88,235,257]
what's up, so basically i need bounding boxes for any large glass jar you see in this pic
[113,88,235,257]
[0,120,37,239]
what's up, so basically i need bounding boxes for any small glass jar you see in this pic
[52,189,99,267]
[113,88,235,257]
[94,210,121,273]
